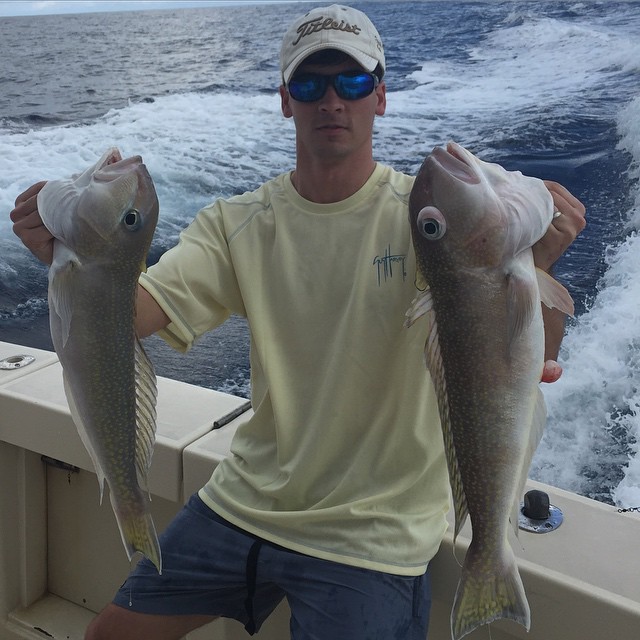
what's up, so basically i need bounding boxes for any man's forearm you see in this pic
[135,284,171,339]
[542,304,566,362]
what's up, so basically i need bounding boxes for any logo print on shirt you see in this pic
[373,245,407,285]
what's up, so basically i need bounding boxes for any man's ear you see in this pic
[375,81,386,116]
[280,85,293,119]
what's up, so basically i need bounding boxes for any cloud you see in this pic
[32,1,94,10]
[0,1,270,17]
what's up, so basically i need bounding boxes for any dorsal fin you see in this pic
[134,337,158,491]
[407,287,469,538]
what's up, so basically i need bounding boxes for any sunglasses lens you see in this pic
[288,74,327,102]
[288,72,377,102]
[335,72,376,100]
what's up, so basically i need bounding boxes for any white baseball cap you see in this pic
[280,4,385,85]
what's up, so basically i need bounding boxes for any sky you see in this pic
[0,0,312,17]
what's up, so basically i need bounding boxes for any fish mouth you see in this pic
[92,148,155,198]
[93,150,147,182]
[428,141,481,185]
[88,147,157,214]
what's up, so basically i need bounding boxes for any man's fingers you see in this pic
[541,359,563,384]
[14,180,47,208]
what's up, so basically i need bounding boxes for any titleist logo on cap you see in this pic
[280,5,385,84]
[292,16,362,46]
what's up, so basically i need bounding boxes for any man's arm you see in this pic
[536,180,587,382]
[136,285,170,338]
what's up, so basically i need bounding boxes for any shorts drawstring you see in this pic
[244,539,263,635]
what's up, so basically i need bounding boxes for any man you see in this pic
[10,5,586,640]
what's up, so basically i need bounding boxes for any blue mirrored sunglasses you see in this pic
[287,71,379,103]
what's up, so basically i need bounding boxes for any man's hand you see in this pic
[536,181,586,383]
[10,181,53,265]
[534,180,586,273]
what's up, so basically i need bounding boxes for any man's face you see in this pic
[280,57,386,163]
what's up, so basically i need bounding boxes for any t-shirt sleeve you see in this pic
[139,200,245,352]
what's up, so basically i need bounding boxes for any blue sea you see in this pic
[1,1,639,507]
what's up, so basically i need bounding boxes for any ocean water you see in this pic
[1,1,639,506]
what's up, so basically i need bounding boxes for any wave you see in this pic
[534,88,640,506]
[1,0,640,504]
[0,296,48,322]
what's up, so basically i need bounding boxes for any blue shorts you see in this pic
[113,494,431,639]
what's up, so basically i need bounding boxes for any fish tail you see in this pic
[111,492,162,574]
[451,543,530,640]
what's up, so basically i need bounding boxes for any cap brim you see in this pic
[282,44,379,84]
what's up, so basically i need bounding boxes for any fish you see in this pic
[38,148,162,572]
[405,141,574,639]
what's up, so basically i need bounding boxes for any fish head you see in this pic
[39,148,159,266]
[409,141,553,275]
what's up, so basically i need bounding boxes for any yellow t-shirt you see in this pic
[139,164,449,576]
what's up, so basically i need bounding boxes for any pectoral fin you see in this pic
[404,284,433,328]
[536,268,575,317]
[506,267,538,349]
[48,244,81,347]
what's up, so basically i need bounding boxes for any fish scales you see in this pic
[406,141,574,639]
[38,148,161,572]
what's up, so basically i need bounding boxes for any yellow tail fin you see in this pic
[451,544,529,640]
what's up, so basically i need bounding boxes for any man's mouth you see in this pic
[317,123,347,132]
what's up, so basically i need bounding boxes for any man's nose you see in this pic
[318,85,344,111]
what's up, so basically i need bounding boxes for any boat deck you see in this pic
[1,340,639,639]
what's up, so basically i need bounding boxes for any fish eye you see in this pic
[417,207,446,240]
[421,219,443,238]
[122,209,141,231]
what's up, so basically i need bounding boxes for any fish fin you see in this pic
[406,285,469,537]
[61,373,106,502]
[110,489,162,574]
[451,543,530,640]
[108,335,161,574]
[48,245,81,348]
[536,268,575,317]
[505,266,538,348]
[405,287,469,536]
[404,286,433,328]
[134,337,158,492]
[512,388,547,537]
[418,302,469,540]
